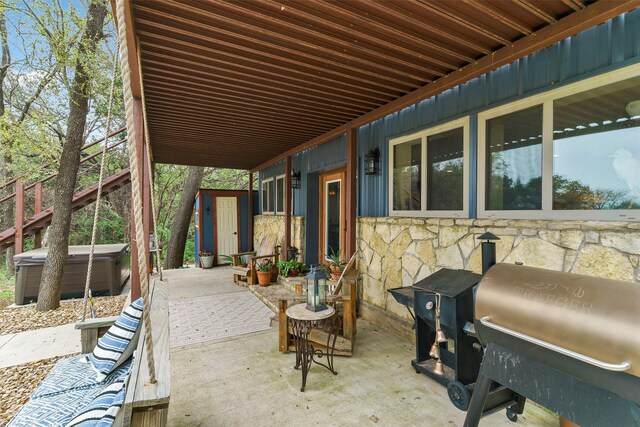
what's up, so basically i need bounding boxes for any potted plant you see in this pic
[256,260,274,286]
[327,248,346,280]
[199,250,215,269]
[289,260,308,277]
[277,260,291,277]
[278,260,308,278]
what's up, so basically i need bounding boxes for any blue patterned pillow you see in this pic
[32,356,132,399]
[88,298,143,379]
[9,386,101,427]
[65,379,127,427]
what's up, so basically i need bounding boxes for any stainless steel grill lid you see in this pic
[475,263,640,377]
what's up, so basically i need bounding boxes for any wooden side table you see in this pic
[285,303,340,391]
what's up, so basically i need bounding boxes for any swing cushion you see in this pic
[88,298,143,379]
[65,378,127,427]
[31,356,131,399]
[8,358,131,427]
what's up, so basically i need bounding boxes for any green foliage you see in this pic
[256,259,273,272]
[277,259,307,277]
[327,248,345,267]
[0,2,249,270]
[553,175,640,210]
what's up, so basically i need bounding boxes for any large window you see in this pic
[485,106,543,210]
[389,117,469,217]
[479,65,640,220]
[261,175,286,215]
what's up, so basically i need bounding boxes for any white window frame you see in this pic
[388,117,470,218]
[261,177,274,214]
[275,174,285,215]
[478,63,640,221]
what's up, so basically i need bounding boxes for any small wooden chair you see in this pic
[278,253,359,356]
[230,234,280,285]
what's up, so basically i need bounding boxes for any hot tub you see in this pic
[14,244,130,305]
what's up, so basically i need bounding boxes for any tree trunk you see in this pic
[36,1,107,311]
[164,166,204,269]
[5,246,14,278]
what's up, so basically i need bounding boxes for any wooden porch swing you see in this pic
[10,1,170,425]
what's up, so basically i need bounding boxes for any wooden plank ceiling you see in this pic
[131,0,625,170]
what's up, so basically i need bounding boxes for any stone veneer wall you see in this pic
[253,215,305,259]
[357,216,640,340]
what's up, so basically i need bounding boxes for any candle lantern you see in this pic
[305,265,328,312]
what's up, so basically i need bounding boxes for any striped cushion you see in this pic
[32,355,131,399]
[9,359,132,427]
[88,298,143,378]
[65,379,127,427]
[8,386,101,427]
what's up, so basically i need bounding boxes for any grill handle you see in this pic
[479,316,631,372]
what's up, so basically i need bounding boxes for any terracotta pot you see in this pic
[329,265,344,280]
[290,269,299,277]
[257,271,271,286]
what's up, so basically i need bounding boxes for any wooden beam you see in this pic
[118,0,141,98]
[251,0,640,173]
[130,98,146,300]
[34,181,42,248]
[345,127,357,260]
[14,179,24,255]
[248,172,253,252]
[284,156,292,259]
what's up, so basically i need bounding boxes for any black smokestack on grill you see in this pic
[477,232,500,274]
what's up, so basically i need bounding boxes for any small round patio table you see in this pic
[285,303,339,392]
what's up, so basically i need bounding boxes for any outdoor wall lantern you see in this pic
[364,148,380,175]
[291,170,301,189]
[305,265,328,312]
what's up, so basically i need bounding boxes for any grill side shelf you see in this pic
[387,287,415,322]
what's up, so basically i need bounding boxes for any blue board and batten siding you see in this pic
[259,10,640,220]
[194,191,259,264]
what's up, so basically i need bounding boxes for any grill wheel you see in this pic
[447,381,471,411]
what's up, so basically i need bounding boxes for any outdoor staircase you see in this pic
[0,127,129,253]
[0,169,131,251]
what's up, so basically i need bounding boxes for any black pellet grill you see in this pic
[389,268,521,420]
[464,263,640,427]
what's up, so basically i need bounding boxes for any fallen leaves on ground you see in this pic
[0,295,126,335]
[0,354,79,426]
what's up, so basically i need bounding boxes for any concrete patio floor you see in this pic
[164,267,558,427]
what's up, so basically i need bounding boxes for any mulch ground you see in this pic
[0,295,127,335]
[0,353,79,426]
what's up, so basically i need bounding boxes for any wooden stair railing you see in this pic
[0,133,128,254]
[0,168,131,252]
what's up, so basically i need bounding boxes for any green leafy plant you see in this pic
[220,254,233,264]
[277,260,290,277]
[257,259,274,272]
[277,259,307,277]
[327,248,345,267]
[220,254,248,266]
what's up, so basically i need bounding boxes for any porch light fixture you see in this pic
[291,170,301,189]
[364,148,380,175]
[305,265,328,312]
